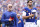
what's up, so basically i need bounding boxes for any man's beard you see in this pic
[29,5,32,7]
[9,9,12,12]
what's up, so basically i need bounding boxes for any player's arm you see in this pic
[22,11,34,19]
[22,16,31,19]
[14,13,18,27]
[22,14,34,19]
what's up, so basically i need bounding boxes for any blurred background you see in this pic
[0,0,40,20]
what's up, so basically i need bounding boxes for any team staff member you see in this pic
[17,14,24,27]
[22,0,37,27]
[1,4,18,27]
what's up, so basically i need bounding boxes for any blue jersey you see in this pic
[24,7,37,22]
[1,11,18,27]
[17,18,24,27]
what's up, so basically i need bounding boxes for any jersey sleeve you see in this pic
[33,7,37,10]
[1,13,9,22]
[22,11,26,16]
[14,13,18,27]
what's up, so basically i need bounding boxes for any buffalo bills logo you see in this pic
[10,16,14,20]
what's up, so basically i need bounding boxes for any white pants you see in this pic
[24,22,37,27]
[37,20,40,27]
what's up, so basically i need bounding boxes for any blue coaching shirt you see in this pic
[1,11,18,27]
[17,18,24,27]
[23,7,37,22]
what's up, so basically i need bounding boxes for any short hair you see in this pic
[8,4,12,7]
[27,0,33,3]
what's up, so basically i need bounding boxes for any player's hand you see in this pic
[18,20,21,24]
[9,19,12,21]
[31,14,34,17]
[29,14,34,17]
